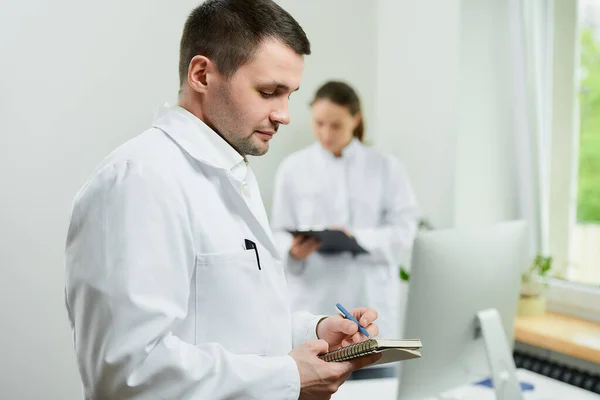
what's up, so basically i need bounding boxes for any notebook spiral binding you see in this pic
[319,340,379,362]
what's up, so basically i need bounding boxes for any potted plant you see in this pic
[517,254,553,316]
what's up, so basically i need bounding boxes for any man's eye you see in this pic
[260,92,274,98]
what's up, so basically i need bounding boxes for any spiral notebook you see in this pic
[319,338,422,366]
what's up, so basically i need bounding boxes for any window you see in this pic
[545,0,600,322]
[568,0,600,287]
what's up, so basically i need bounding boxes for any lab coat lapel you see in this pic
[223,172,280,259]
[152,106,280,260]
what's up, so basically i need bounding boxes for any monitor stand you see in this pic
[475,308,524,400]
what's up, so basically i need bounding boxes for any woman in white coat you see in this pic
[271,81,420,376]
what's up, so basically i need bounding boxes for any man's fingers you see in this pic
[351,307,378,327]
[350,352,383,370]
[342,319,359,335]
[365,323,379,338]
[340,352,383,373]
[326,314,357,334]
[308,339,330,355]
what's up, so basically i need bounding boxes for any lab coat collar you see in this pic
[342,138,360,158]
[152,104,280,258]
[317,137,361,160]
[152,104,248,181]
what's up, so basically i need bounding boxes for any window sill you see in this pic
[546,278,600,322]
[514,311,600,364]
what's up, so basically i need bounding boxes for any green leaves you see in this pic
[399,267,410,282]
[577,27,600,223]
[522,254,553,284]
[520,254,553,296]
[533,254,553,276]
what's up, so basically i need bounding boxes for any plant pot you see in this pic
[517,295,546,317]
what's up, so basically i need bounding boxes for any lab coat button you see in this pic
[241,183,250,198]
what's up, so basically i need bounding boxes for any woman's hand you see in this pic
[289,234,321,260]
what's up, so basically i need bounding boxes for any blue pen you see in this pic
[336,303,371,338]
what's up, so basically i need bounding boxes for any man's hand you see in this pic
[316,308,379,350]
[289,234,321,260]
[289,340,382,399]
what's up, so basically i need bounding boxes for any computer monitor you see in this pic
[398,220,529,400]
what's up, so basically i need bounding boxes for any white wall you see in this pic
[373,0,524,231]
[375,0,462,229]
[454,0,520,227]
[0,1,199,398]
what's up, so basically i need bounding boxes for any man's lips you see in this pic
[255,130,276,139]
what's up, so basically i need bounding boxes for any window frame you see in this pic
[547,0,600,321]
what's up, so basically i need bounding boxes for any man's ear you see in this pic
[187,55,217,94]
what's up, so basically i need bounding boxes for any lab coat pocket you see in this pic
[194,249,267,355]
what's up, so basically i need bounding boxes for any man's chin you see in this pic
[245,141,269,157]
[255,144,269,156]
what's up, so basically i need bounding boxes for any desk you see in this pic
[515,312,600,364]
[332,369,600,399]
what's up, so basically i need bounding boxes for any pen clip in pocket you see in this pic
[244,239,261,270]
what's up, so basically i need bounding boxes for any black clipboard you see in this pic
[287,229,369,255]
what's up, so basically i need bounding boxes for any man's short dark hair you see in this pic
[179,0,311,87]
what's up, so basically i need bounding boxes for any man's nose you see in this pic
[271,100,291,125]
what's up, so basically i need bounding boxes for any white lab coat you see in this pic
[271,139,420,339]
[65,106,323,400]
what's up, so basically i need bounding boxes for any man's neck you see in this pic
[177,93,247,160]
[178,95,205,123]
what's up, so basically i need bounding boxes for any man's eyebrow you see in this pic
[266,81,300,92]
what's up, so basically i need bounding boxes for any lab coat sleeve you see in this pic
[271,160,305,275]
[65,160,300,400]
[291,311,327,347]
[352,156,420,267]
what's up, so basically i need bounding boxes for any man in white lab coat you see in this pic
[64,1,381,399]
